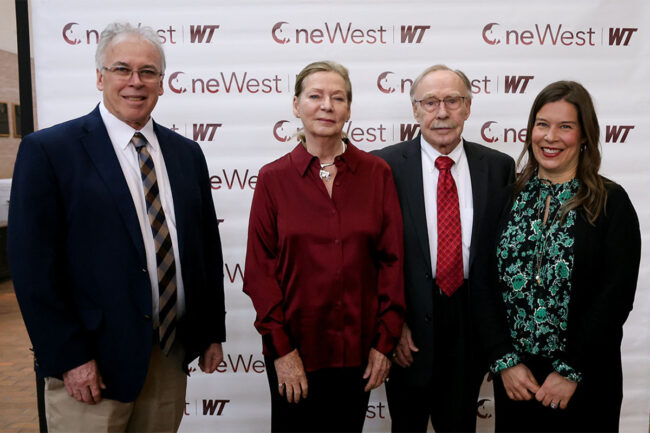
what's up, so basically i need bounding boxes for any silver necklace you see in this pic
[318,141,347,182]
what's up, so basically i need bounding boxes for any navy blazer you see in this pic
[8,106,226,402]
[373,136,515,385]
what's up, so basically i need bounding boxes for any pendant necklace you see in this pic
[319,141,347,182]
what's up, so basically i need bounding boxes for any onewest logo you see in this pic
[482,23,596,46]
[225,263,243,283]
[216,354,266,374]
[210,170,257,190]
[271,21,388,44]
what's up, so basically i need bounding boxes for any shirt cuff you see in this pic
[374,330,397,356]
[552,359,583,383]
[490,351,521,374]
[262,328,293,360]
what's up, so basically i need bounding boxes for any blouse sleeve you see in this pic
[372,166,406,355]
[243,170,293,359]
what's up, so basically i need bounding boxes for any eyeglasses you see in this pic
[102,65,162,82]
[414,96,467,112]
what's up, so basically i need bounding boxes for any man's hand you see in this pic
[535,372,577,410]
[275,349,308,404]
[363,348,391,392]
[500,363,540,401]
[62,360,106,404]
[392,323,419,368]
[199,343,224,373]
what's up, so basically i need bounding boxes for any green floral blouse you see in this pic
[490,176,582,382]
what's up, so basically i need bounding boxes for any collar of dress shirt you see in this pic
[99,102,158,152]
[290,138,359,177]
[419,135,465,167]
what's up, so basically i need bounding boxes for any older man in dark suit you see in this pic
[374,65,515,432]
[8,22,225,432]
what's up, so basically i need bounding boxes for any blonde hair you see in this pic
[294,61,351,143]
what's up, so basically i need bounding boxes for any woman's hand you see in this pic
[363,348,391,392]
[535,371,577,410]
[274,349,308,403]
[500,363,540,400]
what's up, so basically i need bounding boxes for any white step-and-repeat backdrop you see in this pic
[29,1,649,431]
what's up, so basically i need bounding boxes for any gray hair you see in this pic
[95,22,166,73]
[409,64,472,102]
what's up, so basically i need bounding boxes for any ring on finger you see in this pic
[550,402,557,409]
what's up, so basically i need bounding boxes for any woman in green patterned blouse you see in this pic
[475,81,641,432]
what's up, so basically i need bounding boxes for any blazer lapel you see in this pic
[465,140,488,270]
[400,137,432,270]
[80,107,146,264]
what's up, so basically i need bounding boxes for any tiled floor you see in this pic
[0,279,39,432]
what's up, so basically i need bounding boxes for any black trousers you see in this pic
[265,356,370,433]
[493,355,619,433]
[386,283,484,433]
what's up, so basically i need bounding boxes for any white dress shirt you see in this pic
[420,136,474,279]
[99,102,186,321]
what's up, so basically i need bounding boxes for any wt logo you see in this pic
[608,28,637,46]
[202,399,230,416]
[605,125,634,143]
[503,75,534,94]
[193,124,222,141]
[189,25,220,43]
[400,124,421,141]
[400,25,430,43]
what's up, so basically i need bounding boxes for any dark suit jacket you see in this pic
[8,106,226,402]
[373,135,515,385]
[474,179,641,427]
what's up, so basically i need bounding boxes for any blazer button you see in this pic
[142,268,147,273]
[144,314,152,320]
[425,314,432,323]
[425,273,431,280]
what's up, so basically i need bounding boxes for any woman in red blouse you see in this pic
[244,61,405,433]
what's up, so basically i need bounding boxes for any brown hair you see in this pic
[516,80,606,224]
[294,61,351,143]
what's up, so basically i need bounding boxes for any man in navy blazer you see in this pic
[8,23,225,432]
[374,65,515,432]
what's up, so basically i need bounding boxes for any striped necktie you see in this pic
[131,132,177,355]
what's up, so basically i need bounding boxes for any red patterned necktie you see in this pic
[435,156,464,296]
[132,132,177,355]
